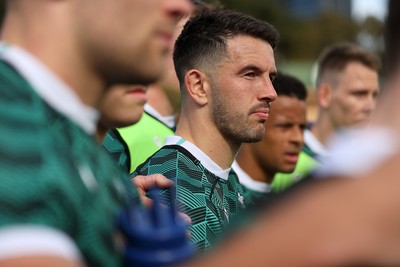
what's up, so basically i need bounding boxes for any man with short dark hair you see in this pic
[233,72,309,202]
[184,2,400,265]
[133,9,279,253]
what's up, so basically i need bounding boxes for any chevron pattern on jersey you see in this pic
[242,186,266,206]
[133,145,246,254]
[0,61,139,267]
[102,129,130,173]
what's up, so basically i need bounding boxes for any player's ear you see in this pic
[317,83,332,108]
[184,69,208,106]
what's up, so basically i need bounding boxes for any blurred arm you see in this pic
[185,153,400,267]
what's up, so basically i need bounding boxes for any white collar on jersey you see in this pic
[144,104,176,129]
[304,129,329,157]
[0,43,99,134]
[165,135,231,180]
[232,160,271,193]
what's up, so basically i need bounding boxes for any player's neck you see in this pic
[236,146,274,184]
[175,117,239,170]
[95,124,108,144]
[146,85,175,117]
[311,116,335,147]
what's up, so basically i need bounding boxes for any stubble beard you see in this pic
[211,90,266,144]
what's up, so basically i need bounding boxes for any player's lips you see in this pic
[126,86,148,102]
[250,103,271,121]
[252,108,270,120]
[355,117,371,126]
[156,29,174,48]
[283,152,300,164]
[126,85,147,93]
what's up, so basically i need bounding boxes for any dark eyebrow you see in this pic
[239,64,262,73]
[238,65,277,80]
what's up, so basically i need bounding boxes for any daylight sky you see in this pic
[352,0,388,21]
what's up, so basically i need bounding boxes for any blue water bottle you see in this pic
[117,187,194,267]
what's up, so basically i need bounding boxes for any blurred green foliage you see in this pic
[219,0,384,60]
[217,0,385,87]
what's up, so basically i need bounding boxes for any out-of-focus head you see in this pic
[3,0,192,87]
[316,42,381,128]
[71,0,192,86]
[173,9,279,143]
[370,0,400,137]
[316,42,381,88]
[273,72,308,101]
[385,0,400,78]
[247,73,307,175]
[158,0,221,112]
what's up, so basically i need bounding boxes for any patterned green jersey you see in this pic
[232,160,272,205]
[103,110,175,173]
[132,136,247,254]
[102,128,131,173]
[0,51,139,266]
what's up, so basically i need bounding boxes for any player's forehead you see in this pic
[224,36,276,72]
[338,66,379,90]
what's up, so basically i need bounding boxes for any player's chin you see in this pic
[124,106,145,125]
[256,123,267,133]
[250,128,266,142]
[280,166,296,174]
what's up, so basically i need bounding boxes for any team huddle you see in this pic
[0,0,400,267]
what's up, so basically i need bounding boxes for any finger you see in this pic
[133,174,174,190]
[131,176,150,203]
[177,211,192,225]
[132,174,175,207]
[151,174,174,188]
[141,196,153,208]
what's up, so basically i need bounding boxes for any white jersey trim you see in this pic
[165,135,231,180]
[232,161,271,193]
[0,225,81,260]
[144,104,176,129]
[304,129,329,158]
[0,43,99,134]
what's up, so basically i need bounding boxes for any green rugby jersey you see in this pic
[102,128,131,173]
[241,187,266,206]
[232,160,272,205]
[132,136,247,254]
[0,60,138,266]
[103,110,175,174]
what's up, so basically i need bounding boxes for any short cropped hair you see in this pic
[273,72,307,101]
[316,42,381,87]
[173,9,279,85]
